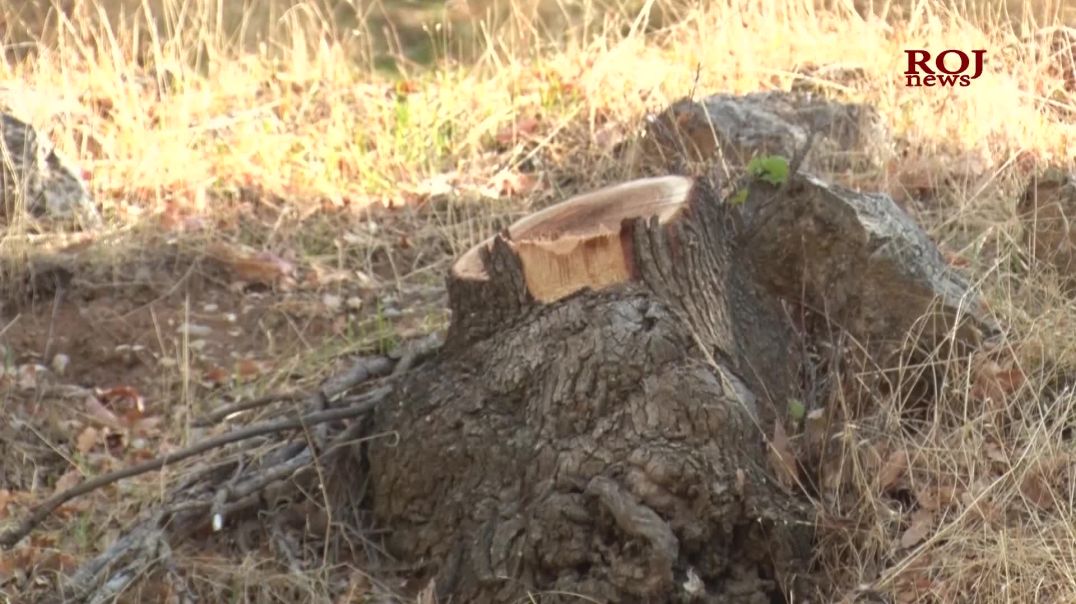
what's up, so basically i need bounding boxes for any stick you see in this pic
[0,386,391,549]
[193,393,302,427]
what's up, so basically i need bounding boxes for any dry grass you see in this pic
[1,0,1076,601]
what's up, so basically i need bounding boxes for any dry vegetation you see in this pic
[0,0,1075,601]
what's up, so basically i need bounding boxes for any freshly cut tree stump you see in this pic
[29,170,994,603]
[368,176,812,603]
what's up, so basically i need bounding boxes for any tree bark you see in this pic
[366,176,812,603]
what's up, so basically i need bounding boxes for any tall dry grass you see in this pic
[1,0,1075,601]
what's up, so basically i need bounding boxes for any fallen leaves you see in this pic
[1019,456,1065,511]
[207,242,296,288]
[877,449,909,494]
[768,419,799,489]
[900,509,935,549]
[970,351,1026,408]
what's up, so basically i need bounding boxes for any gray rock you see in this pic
[641,91,892,176]
[0,113,100,226]
[741,174,999,349]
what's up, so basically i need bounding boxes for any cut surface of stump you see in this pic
[452,176,692,302]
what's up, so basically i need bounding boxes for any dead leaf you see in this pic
[877,449,909,493]
[970,352,1026,407]
[768,419,798,488]
[803,408,827,451]
[75,426,100,454]
[495,116,541,146]
[984,441,1008,465]
[236,358,267,381]
[97,385,145,415]
[394,79,419,97]
[915,483,960,511]
[942,248,971,268]
[1020,457,1062,510]
[83,394,122,429]
[130,415,163,437]
[490,170,539,197]
[307,264,354,287]
[207,242,295,287]
[0,489,12,519]
[900,509,934,549]
[203,366,230,386]
[16,364,49,390]
[53,469,82,495]
[417,578,438,604]
[960,486,1002,527]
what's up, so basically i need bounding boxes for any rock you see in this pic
[0,113,100,226]
[1018,168,1076,282]
[740,174,999,350]
[640,91,892,176]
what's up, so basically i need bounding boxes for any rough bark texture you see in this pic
[363,172,993,603]
[370,180,809,603]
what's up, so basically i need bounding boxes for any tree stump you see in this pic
[367,176,814,603]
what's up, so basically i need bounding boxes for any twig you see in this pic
[0,387,391,549]
[193,392,302,427]
[194,356,397,427]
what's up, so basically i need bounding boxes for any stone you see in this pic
[0,113,100,226]
[640,91,892,176]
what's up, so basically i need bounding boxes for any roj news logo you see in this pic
[904,49,986,87]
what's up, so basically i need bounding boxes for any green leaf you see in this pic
[787,398,806,422]
[729,188,749,205]
[747,154,790,186]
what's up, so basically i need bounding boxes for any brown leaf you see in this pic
[83,394,122,429]
[0,489,12,519]
[98,385,145,415]
[203,366,230,386]
[495,116,541,146]
[394,79,419,97]
[207,242,295,287]
[943,249,971,268]
[768,419,798,488]
[235,358,268,381]
[490,170,539,197]
[900,509,934,549]
[915,483,960,511]
[416,578,438,604]
[970,353,1026,406]
[1020,458,1062,510]
[53,469,82,495]
[130,415,163,437]
[984,441,1009,465]
[803,408,827,451]
[75,426,100,454]
[878,449,909,493]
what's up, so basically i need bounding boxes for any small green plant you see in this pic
[787,397,806,422]
[746,154,790,186]
[728,154,791,205]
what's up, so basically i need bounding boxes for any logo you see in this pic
[904,49,986,87]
